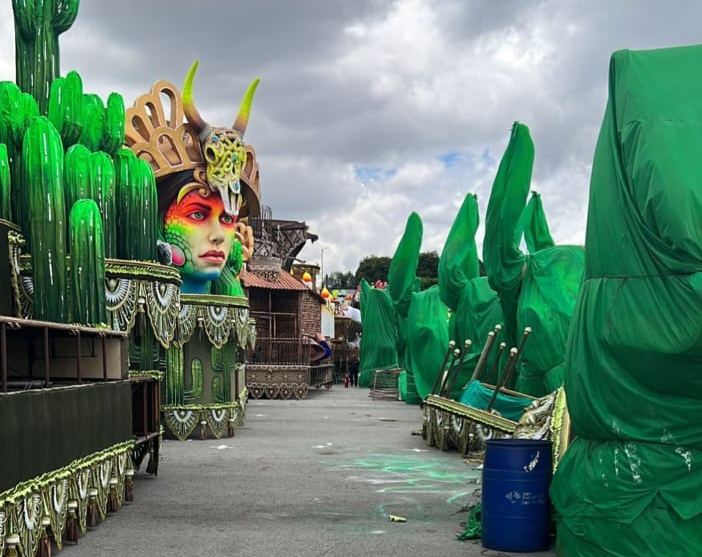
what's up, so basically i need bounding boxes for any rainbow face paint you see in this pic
[163,188,237,293]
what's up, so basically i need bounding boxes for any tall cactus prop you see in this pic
[64,143,93,214]
[12,0,81,114]
[115,148,157,261]
[0,81,39,230]
[23,116,67,321]
[48,70,83,148]
[0,144,11,221]
[91,151,116,257]
[79,94,105,152]
[69,199,106,325]
[102,92,125,156]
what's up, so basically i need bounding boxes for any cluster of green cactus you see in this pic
[69,199,107,324]
[64,144,117,257]
[13,0,80,114]
[48,70,126,156]
[114,148,157,261]
[0,68,159,324]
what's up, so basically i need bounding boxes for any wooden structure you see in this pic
[243,262,334,399]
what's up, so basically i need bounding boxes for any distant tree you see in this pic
[354,256,392,285]
[417,251,439,289]
[353,252,439,290]
[326,271,356,289]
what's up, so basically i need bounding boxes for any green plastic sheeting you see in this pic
[438,193,480,312]
[516,245,584,395]
[436,192,504,399]
[387,212,423,369]
[398,370,422,404]
[551,45,702,557]
[517,192,555,254]
[404,285,449,399]
[483,122,534,353]
[483,124,584,395]
[451,278,504,390]
[359,279,398,387]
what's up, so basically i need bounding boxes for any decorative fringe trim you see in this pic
[124,473,134,503]
[38,534,52,557]
[163,403,240,441]
[65,506,79,544]
[0,441,134,555]
[107,486,118,514]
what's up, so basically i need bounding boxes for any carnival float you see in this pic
[0,0,265,553]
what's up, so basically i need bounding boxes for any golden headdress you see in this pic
[124,62,261,221]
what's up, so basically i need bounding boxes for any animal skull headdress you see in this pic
[182,61,260,217]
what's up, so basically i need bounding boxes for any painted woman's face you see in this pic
[163,188,237,290]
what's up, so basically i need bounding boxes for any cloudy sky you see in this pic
[1,0,701,276]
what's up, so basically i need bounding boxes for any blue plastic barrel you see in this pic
[481,439,553,552]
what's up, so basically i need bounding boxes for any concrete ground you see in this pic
[61,385,557,557]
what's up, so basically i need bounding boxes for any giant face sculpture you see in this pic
[125,62,259,296]
[163,184,237,293]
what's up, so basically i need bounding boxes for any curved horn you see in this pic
[182,60,211,137]
[232,78,260,137]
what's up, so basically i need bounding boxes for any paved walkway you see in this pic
[60,385,557,557]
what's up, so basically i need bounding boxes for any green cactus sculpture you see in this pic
[90,151,116,258]
[64,143,93,215]
[0,81,39,229]
[184,359,204,402]
[48,70,83,148]
[23,116,67,321]
[12,0,81,114]
[115,148,157,261]
[78,94,105,152]
[68,199,106,325]
[211,343,236,403]
[166,345,184,405]
[102,92,125,156]
[0,144,11,221]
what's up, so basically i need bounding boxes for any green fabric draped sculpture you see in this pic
[551,44,702,557]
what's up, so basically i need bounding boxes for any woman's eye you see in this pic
[189,211,205,220]
[220,214,234,224]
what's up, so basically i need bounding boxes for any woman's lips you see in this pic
[200,250,225,264]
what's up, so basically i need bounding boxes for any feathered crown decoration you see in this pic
[124,62,261,220]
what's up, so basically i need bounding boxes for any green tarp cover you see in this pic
[438,193,480,312]
[551,45,702,557]
[517,192,555,254]
[398,370,422,404]
[516,245,584,395]
[359,278,399,387]
[483,122,534,353]
[457,379,532,421]
[450,277,503,393]
[387,212,423,368]
[404,285,449,399]
[436,192,502,398]
[483,124,584,395]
